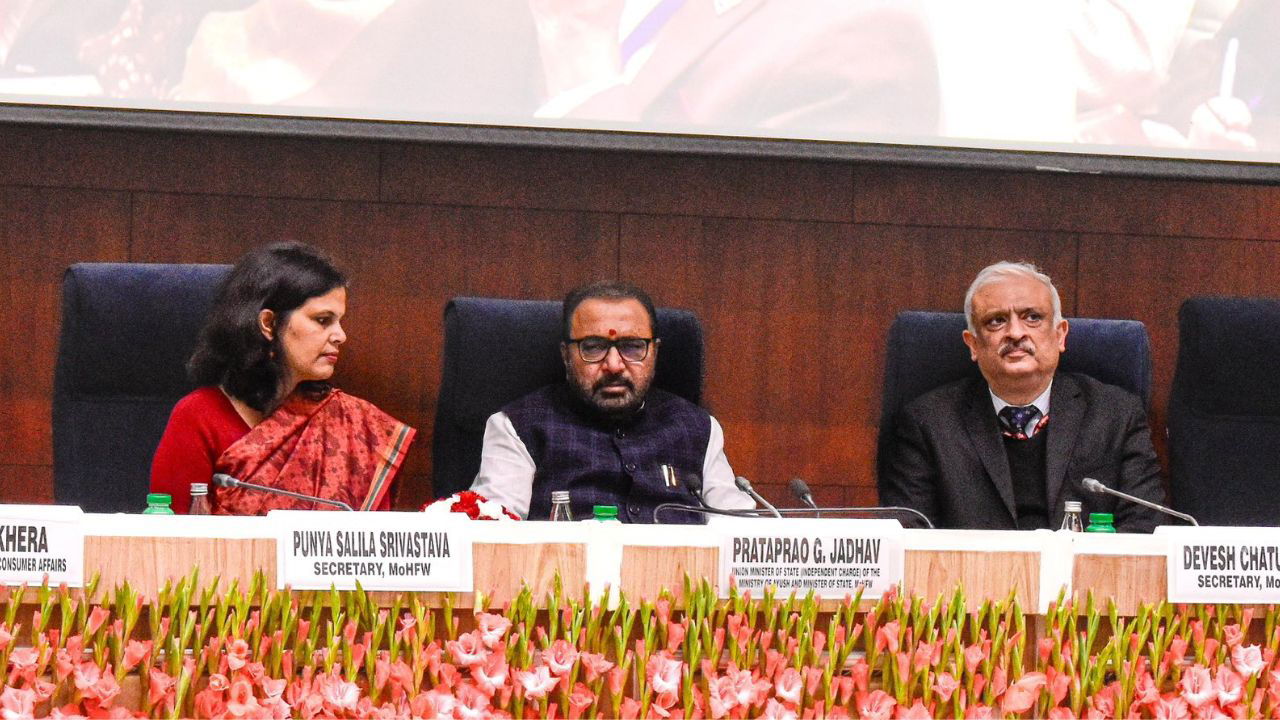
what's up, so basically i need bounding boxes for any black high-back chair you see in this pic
[53,263,231,512]
[877,310,1153,482]
[1169,297,1280,526]
[431,297,705,499]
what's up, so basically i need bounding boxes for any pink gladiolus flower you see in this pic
[914,640,940,671]
[0,626,11,652]
[667,622,687,653]
[858,690,897,720]
[1214,664,1244,705]
[1231,643,1264,677]
[647,652,683,696]
[1,686,34,720]
[518,665,558,699]
[1149,694,1188,720]
[896,700,933,719]
[1223,623,1244,648]
[999,672,1046,714]
[963,703,995,719]
[447,630,489,668]
[473,651,509,695]
[775,667,802,705]
[608,666,626,696]
[1038,636,1055,663]
[546,638,580,677]
[1046,707,1076,720]
[1091,683,1118,717]
[1132,670,1158,707]
[619,697,641,720]
[225,678,262,719]
[933,672,959,702]
[408,690,451,720]
[122,639,151,671]
[964,644,985,675]
[438,662,461,689]
[148,668,175,708]
[580,652,613,683]
[850,659,870,693]
[193,687,227,720]
[73,661,100,691]
[389,660,414,697]
[990,665,1008,700]
[85,607,109,636]
[226,638,250,671]
[762,698,798,720]
[261,677,286,700]
[208,673,230,692]
[568,682,596,720]
[475,612,512,649]
[318,673,359,711]
[875,621,901,654]
[9,647,38,673]
[454,682,492,720]
[1181,665,1216,708]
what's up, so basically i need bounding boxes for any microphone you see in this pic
[735,476,781,518]
[653,503,761,522]
[683,471,709,508]
[211,473,354,511]
[1081,477,1197,526]
[789,478,819,511]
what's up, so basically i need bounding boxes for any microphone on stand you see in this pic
[1082,477,1198,526]
[211,473,354,511]
[683,471,709,508]
[735,476,782,518]
[789,477,819,512]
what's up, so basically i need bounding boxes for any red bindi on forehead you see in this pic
[608,328,616,337]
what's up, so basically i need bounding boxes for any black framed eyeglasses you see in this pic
[567,336,656,363]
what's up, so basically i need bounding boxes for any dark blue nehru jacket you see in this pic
[503,384,710,523]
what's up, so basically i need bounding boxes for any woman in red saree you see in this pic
[150,242,415,514]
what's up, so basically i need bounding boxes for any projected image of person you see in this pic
[531,0,942,139]
[150,242,416,515]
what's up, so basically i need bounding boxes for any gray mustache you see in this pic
[999,341,1035,357]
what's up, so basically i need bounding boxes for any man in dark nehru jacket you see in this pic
[470,281,754,523]
[879,261,1165,532]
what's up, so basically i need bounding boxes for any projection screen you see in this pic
[2,0,1277,180]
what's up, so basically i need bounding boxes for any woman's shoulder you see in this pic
[173,386,233,413]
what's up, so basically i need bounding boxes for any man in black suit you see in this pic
[879,262,1165,532]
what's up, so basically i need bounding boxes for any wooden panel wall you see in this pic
[3,122,1280,511]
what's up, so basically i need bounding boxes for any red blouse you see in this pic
[150,387,249,513]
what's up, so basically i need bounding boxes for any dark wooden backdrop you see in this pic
[3,121,1279,511]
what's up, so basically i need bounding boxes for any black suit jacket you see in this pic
[878,372,1165,532]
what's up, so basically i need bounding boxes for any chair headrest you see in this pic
[1174,297,1280,416]
[56,263,231,399]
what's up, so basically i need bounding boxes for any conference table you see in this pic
[81,514,1169,614]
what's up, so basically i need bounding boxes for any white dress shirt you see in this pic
[989,382,1053,437]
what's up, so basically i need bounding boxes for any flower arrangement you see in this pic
[420,491,520,521]
[1,572,1280,718]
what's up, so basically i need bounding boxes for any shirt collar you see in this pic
[989,381,1052,417]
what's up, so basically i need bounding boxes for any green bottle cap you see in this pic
[147,493,172,506]
[1088,513,1114,524]
[592,505,619,519]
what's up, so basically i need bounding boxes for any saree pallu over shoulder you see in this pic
[212,390,416,515]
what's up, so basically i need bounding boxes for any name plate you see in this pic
[0,505,84,587]
[1162,526,1280,603]
[272,511,474,592]
[715,518,904,599]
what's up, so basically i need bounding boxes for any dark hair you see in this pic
[188,242,347,412]
[562,281,658,339]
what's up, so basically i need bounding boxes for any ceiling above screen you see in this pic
[2,0,1278,179]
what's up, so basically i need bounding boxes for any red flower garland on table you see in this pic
[420,490,520,521]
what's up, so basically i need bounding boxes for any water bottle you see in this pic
[549,490,573,521]
[1085,512,1116,533]
[592,505,621,523]
[143,493,175,515]
[1059,501,1084,532]
[189,483,212,516]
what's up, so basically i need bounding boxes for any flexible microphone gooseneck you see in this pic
[1082,477,1198,526]
[211,473,354,511]
[735,475,782,518]
[789,477,820,513]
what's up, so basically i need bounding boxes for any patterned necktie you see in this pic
[998,405,1042,440]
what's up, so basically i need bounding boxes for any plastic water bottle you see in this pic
[1059,501,1084,532]
[188,483,212,515]
[143,493,175,515]
[549,491,573,521]
[1085,512,1116,533]
[593,505,621,523]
